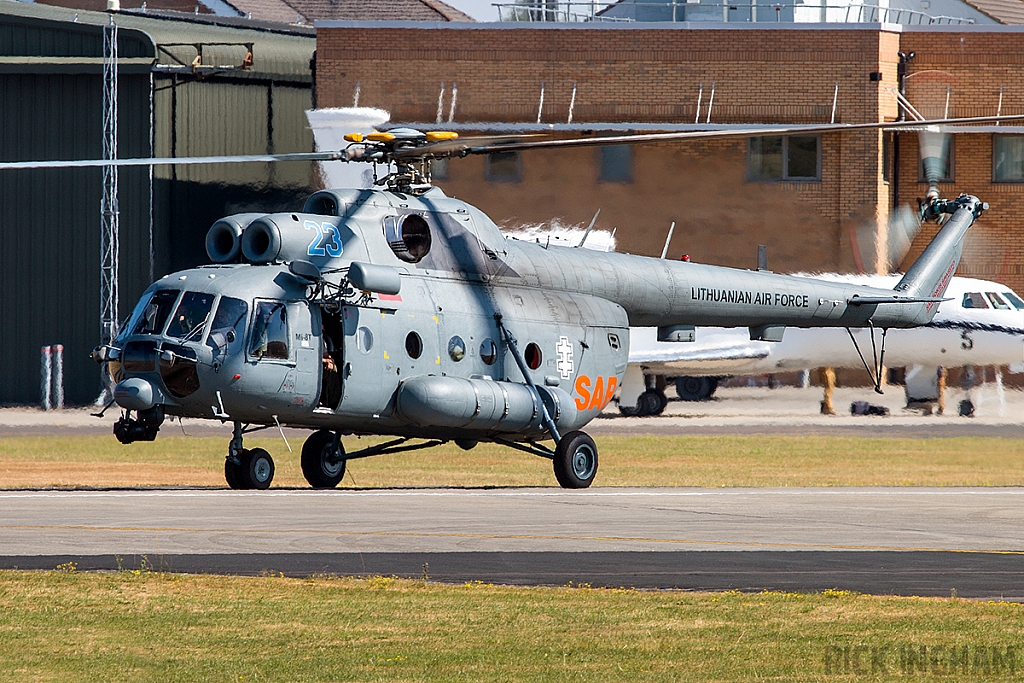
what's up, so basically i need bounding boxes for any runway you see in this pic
[2,487,1022,597]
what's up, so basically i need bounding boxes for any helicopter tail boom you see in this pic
[893,194,986,307]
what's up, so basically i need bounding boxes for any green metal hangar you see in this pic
[0,2,315,405]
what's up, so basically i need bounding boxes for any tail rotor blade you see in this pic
[887,203,923,272]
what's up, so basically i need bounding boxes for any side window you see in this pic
[986,292,1011,310]
[962,292,989,309]
[1003,291,1024,310]
[130,289,180,336]
[249,301,290,360]
[207,296,248,354]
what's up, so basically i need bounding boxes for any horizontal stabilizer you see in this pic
[848,296,950,305]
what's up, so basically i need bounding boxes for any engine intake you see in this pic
[206,213,263,263]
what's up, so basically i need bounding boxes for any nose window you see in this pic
[130,289,179,336]
[167,292,215,341]
[207,296,248,353]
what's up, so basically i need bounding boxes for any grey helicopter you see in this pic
[1,115,1011,490]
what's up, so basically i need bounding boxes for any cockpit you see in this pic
[114,288,251,399]
[962,290,1024,310]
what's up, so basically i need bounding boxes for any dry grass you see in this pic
[1,435,1024,488]
[0,570,1021,682]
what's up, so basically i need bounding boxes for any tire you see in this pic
[225,453,246,490]
[553,431,598,489]
[242,447,275,490]
[640,390,666,416]
[676,376,713,402]
[301,430,346,489]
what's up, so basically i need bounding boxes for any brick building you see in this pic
[314,22,1024,293]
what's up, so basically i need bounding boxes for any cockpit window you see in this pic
[130,289,180,335]
[206,296,248,354]
[1003,291,1024,310]
[962,292,989,309]
[167,292,215,340]
[985,292,1011,310]
[249,301,289,360]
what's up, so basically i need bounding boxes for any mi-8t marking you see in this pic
[1,119,1002,489]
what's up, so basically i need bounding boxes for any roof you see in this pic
[13,0,476,23]
[250,0,475,22]
[0,1,315,80]
[959,0,1024,23]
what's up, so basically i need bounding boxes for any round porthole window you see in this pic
[448,336,466,362]
[480,339,497,365]
[356,326,373,353]
[525,342,542,370]
[405,331,423,359]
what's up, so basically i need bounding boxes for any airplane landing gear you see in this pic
[675,376,718,402]
[553,430,598,489]
[225,421,276,490]
[619,389,667,417]
[301,429,346,488]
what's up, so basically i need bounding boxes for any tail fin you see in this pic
[893,195,985,300]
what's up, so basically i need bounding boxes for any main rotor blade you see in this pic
[0,151,344,171]
[455,114,1024,156]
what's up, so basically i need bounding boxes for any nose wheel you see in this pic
[225,448,275,490]
[224,421,275,490]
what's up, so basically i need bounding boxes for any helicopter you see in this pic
[1,115,1014,490]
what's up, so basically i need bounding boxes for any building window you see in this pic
[993,135,1024,182]
[485,151,521,182]
[748,135,820,181]
[918,135,954,183]
[882,132,893,182]
[431,158,449,181]
[598,145,633,183]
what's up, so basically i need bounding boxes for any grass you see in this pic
[0,570,1022,682]
[1,434,1024,488]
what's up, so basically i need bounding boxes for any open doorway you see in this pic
[320,309,344,409]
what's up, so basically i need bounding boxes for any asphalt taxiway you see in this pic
[2,488,1022,598]
[2,386,1021,595]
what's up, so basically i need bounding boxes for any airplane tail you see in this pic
[893,195,985,300]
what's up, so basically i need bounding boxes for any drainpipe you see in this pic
[893,51,915,207]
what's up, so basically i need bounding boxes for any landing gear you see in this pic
[675,376,718,402]
[224,421,275,490]
[619,389,667,416]
[301,429,346,488]
[553,431,598,489]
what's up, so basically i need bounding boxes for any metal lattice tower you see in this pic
[100,16,120,351]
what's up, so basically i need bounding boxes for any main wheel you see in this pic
[676,376,714,402]
[225,453,246,490]
[553,431,598,489]
[241,448,275,490]
[301,429,346,489]
[640,389,666,416]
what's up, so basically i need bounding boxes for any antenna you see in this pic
[660,221,676,259]
[757,245,768,271]
[576,209,601,248]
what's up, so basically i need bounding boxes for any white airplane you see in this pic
[621,275,1024,415]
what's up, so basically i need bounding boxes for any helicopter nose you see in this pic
[114,377,158,412]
